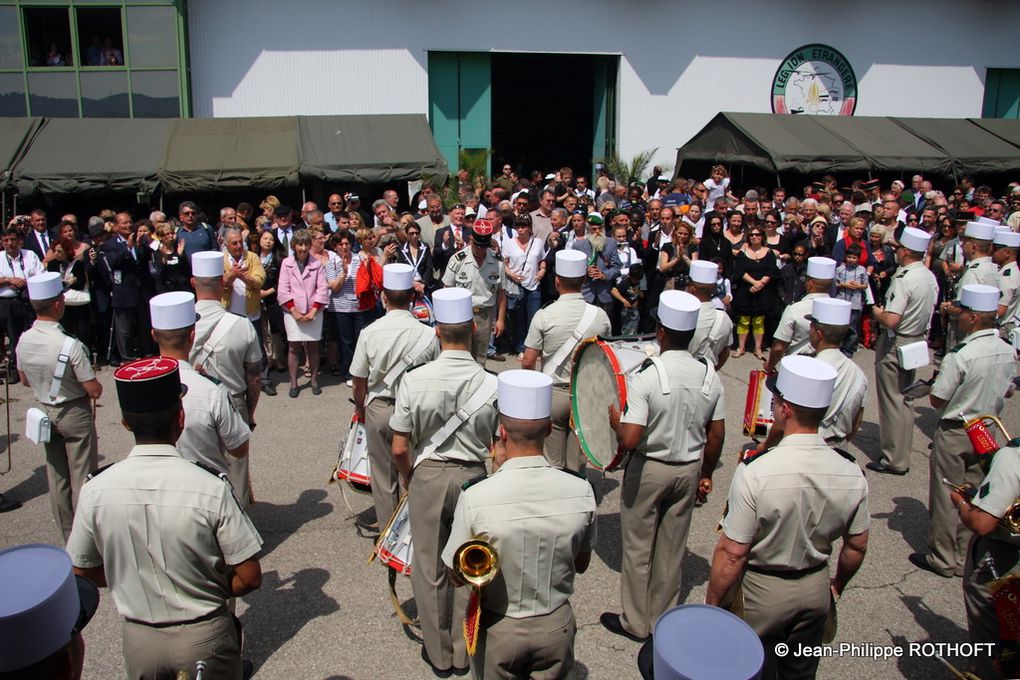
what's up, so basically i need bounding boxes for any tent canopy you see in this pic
[676,112,1020,178]
[6,114,448,197]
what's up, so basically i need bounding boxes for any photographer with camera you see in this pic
[0,225,44,383]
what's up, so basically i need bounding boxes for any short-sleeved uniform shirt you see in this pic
[956,256,999,294]
[931,329,1016,422]
[442,456,596,618]
[389,350,498,463]
[191,300,261,396]
[774,293,828,355]
[689,300,733,366]
[176,361,251,474]
[885,261,938,337]
[442,248,506,309]
[721,433,870,570]
[16,320,93,405]
[66,445,263,623]
[349,309,439,401]
[999,261,1019,325]
[974,445,1020,547]
[814,348,868,442]
[524,293,611,385]
[620,350,724,463]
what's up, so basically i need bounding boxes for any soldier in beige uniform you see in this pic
[351,263,439,526]
[953,441,1020,680]
[993,229,1020,344]
[764,256,836,373]
[687,260,732,369]
[912,284,1016,578]
[602,291,725,641]
[707,356,870,680]
[752,298,867,453]
[522,250,611,472]
[869,227,938,475]
[150,292,251,484]
[942,220,1001,349]
[442,370,596,680]
[67,357,262,679]
[441,220,507,365]
[17,273,102,541]
[188,251,262,509]
[391,288,500,675]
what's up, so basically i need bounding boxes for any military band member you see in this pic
[602,291,725,641]
[764,256,836,373]
[993,229,1020,344]
[442,370,596,680]
[953,440,1020,680]
[869,227,938,475]
[522,249,611,472]
[753,298,867,453]
[150,292,251,486]
[391,288,500,675]
[687,260,733,369]
[441,219,507,365]
[67,357,263,679]
[188,251,262,510]
[941,220,1001,349]
[912,285,1016,578]
[351,263,439,527]
[17,272,102,541]
[707,356,870,680]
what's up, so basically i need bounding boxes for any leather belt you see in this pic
[125,605,227,628]
[746,562,827,579]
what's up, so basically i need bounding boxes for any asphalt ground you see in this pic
[1,346,1017,680]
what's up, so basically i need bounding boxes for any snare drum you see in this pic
[375,495,413,576]
[335,414,371,491]
[570,337,658,470]
[742,369,774,438]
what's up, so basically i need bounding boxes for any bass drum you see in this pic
[374,495,413,576]
[570,337,657,471]
[335,414,371,492]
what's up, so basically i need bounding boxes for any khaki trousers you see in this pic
[365,398,398,525]
[963,535,1020,680]
[228,395,252,511]
[122,610,241,680]
[928,423,983,576]
[409,459,484,670]
[742,566,830,680]
[545,386,585,474]
[43,399,97,541]
[619,455,699,639]
[474,602,576,680]
[471,307,493,365]
[875,332,920,472]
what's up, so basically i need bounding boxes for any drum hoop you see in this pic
[570,338,629,470]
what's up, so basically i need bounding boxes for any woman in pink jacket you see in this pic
[277,229,329,397]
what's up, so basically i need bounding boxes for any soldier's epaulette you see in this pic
[894,270,907,279]
[540,299,556,310]
[454,250,468,261]
[202,372,222,386]
[1004,269,1012,277]
[741,447,772,465]
[560,467,587,480]
[191,460,229,480]
[85,463,115,481]
[461,473,488,491]
[832,447,857,464]
[637,358,655,372]
[1007,437,1020,448]
[405,362,425,374]
[949,342,967,354]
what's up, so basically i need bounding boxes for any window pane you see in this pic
[81,70,129,117]
[28,71,78,117]
[127,6,177,68]
[23,7,73,67]
[132,70,178,117]
[0,73,27,117]
[0,7,23,69]
[77,7,125,67]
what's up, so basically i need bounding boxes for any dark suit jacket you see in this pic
[570,237,621,304]
[101,236,147,308]
[433,225,470,276]
[398,242,435,292]
[23,228,53,261]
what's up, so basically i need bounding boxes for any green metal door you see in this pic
[428,52,491,174]
[591,56,618,166]
[983,68,1020,119]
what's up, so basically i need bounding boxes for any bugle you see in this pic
[454,539,499,656]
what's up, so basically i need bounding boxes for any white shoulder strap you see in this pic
[366,329,436,406]
[821,364,866,429]
[649,357,671,395]
[700,357,716,397]
[48,336,77,402]
[412,373,498,469]
[192,313,241,373]
[648,354,714,397]
[542,305,599,377]
[707,307,727,343]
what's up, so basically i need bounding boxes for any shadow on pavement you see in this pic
[248,488,333,558]
[595,512,621,573]
[679,550,710,604]
[0,464,47,505]
[889,594,968,680]
[240,567,340,673]
[873,496,930,554]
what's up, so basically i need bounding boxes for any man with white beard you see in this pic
[569,213,621,313]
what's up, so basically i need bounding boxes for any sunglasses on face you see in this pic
[793,252,807,258]
[748,233,763,238]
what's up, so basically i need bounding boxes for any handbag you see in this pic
[63,287,91,306]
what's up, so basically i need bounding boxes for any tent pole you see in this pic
[302,186,307,205]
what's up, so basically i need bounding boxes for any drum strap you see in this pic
[648,355,715,396]
[192,313,241,375]
[820,367,865,430]
[412,373,498,469]
[543,305,599,377]
[47,336,77,403]
[366,329,436,406]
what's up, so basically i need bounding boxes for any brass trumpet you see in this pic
[453,539,499,588]
[945,479,1020,535]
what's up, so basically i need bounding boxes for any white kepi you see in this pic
[150,291,198,330]
[383,263,414,291]
[556,250,588,278]
[689,260,718,285]
[957,284,1000,313]
[432,287,473,324]
[900,227,932,253]
[498,370,553,420]
[766,355,837,408]
[659,290,700,331]
[806,256,836,280]
[805,297,852,326]
[963,221,996,241]
[26,272,62,300]
[192,250,225,277]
